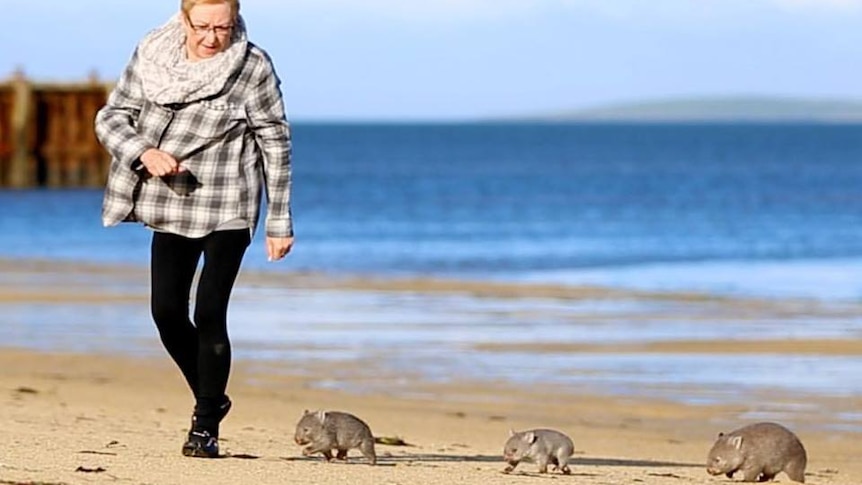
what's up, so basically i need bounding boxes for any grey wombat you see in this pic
[707,422,807,483]
[294,410,377,465]
[503,428,574,474]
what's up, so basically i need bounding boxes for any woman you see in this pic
[95,0,293,458]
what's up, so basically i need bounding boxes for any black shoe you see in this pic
[182,430,220,458]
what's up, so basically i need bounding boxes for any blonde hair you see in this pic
[181,0,240,22]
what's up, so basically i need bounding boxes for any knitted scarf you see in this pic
[136,13,248,105]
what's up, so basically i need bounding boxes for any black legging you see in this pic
[150,229,250,425]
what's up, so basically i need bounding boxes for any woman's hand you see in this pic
[266,236,294,262]
[140,148,185,176]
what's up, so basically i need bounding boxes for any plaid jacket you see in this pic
[96,43,293,238]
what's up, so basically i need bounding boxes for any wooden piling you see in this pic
[0,69,112,188]
[9,69,34,187]
[0,86,12,186]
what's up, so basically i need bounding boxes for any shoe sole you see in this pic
[182,444,219,458]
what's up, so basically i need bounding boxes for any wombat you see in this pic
[294,410,376,465]
[502,428,574,474]
[706,422,807,483]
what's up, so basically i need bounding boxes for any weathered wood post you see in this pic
[43,93,63,187]
[9,68,34,188]
[1,69,113,188]
[97,78,115,186]
[0,85,10,186]
[86,69,107,187]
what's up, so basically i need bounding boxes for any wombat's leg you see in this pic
[335,449,348,460]
[537,456,550,474]
[550,452,572,474]
[785,460,806,483]
[302,445,333,461]
[359,441,377,465]
[300,440,336,461]
[557,455,572,475]
[740,465,763,482]
[503,461,519,473]
[758,473,775,482]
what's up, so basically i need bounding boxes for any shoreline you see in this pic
[6,254,862,303]
[2,258,861,428]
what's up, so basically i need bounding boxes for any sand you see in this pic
[0,259,860,484]
[1,349,859,485]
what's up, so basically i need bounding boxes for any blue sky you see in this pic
[3,0,862,120]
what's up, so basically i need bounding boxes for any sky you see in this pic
[2,0,862,121]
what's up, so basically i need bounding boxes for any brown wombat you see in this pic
[294,410,376,465]
[502,428,574,474]
[707,422,807,483]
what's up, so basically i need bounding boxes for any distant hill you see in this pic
[533,96,862,122]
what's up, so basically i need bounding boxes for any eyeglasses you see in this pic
[186,17,234,37]
[190,23,233,36]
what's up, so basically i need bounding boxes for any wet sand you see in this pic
[0,259,860,484]
[474,339,862,355]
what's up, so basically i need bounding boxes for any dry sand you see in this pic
[0,259,860,484]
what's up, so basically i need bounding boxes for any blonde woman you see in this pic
[96,0,293,458]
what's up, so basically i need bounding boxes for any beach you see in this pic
[1,260,861,485]
[1,350,860,484]
[0,348,858,485]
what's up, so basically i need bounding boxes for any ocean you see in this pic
[2,122,861,426]
[4,122,862,298]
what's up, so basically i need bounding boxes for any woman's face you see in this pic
[183,2,234,61]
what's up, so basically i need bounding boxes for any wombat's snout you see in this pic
[295,437,308,445]
[706,467,722,476]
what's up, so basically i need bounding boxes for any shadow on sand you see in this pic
[247,453,700,470]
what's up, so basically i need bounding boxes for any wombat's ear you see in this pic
[508,429,516,437]
[523,431,536,444]
[316,410,327,422]
[730,436,743,449]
